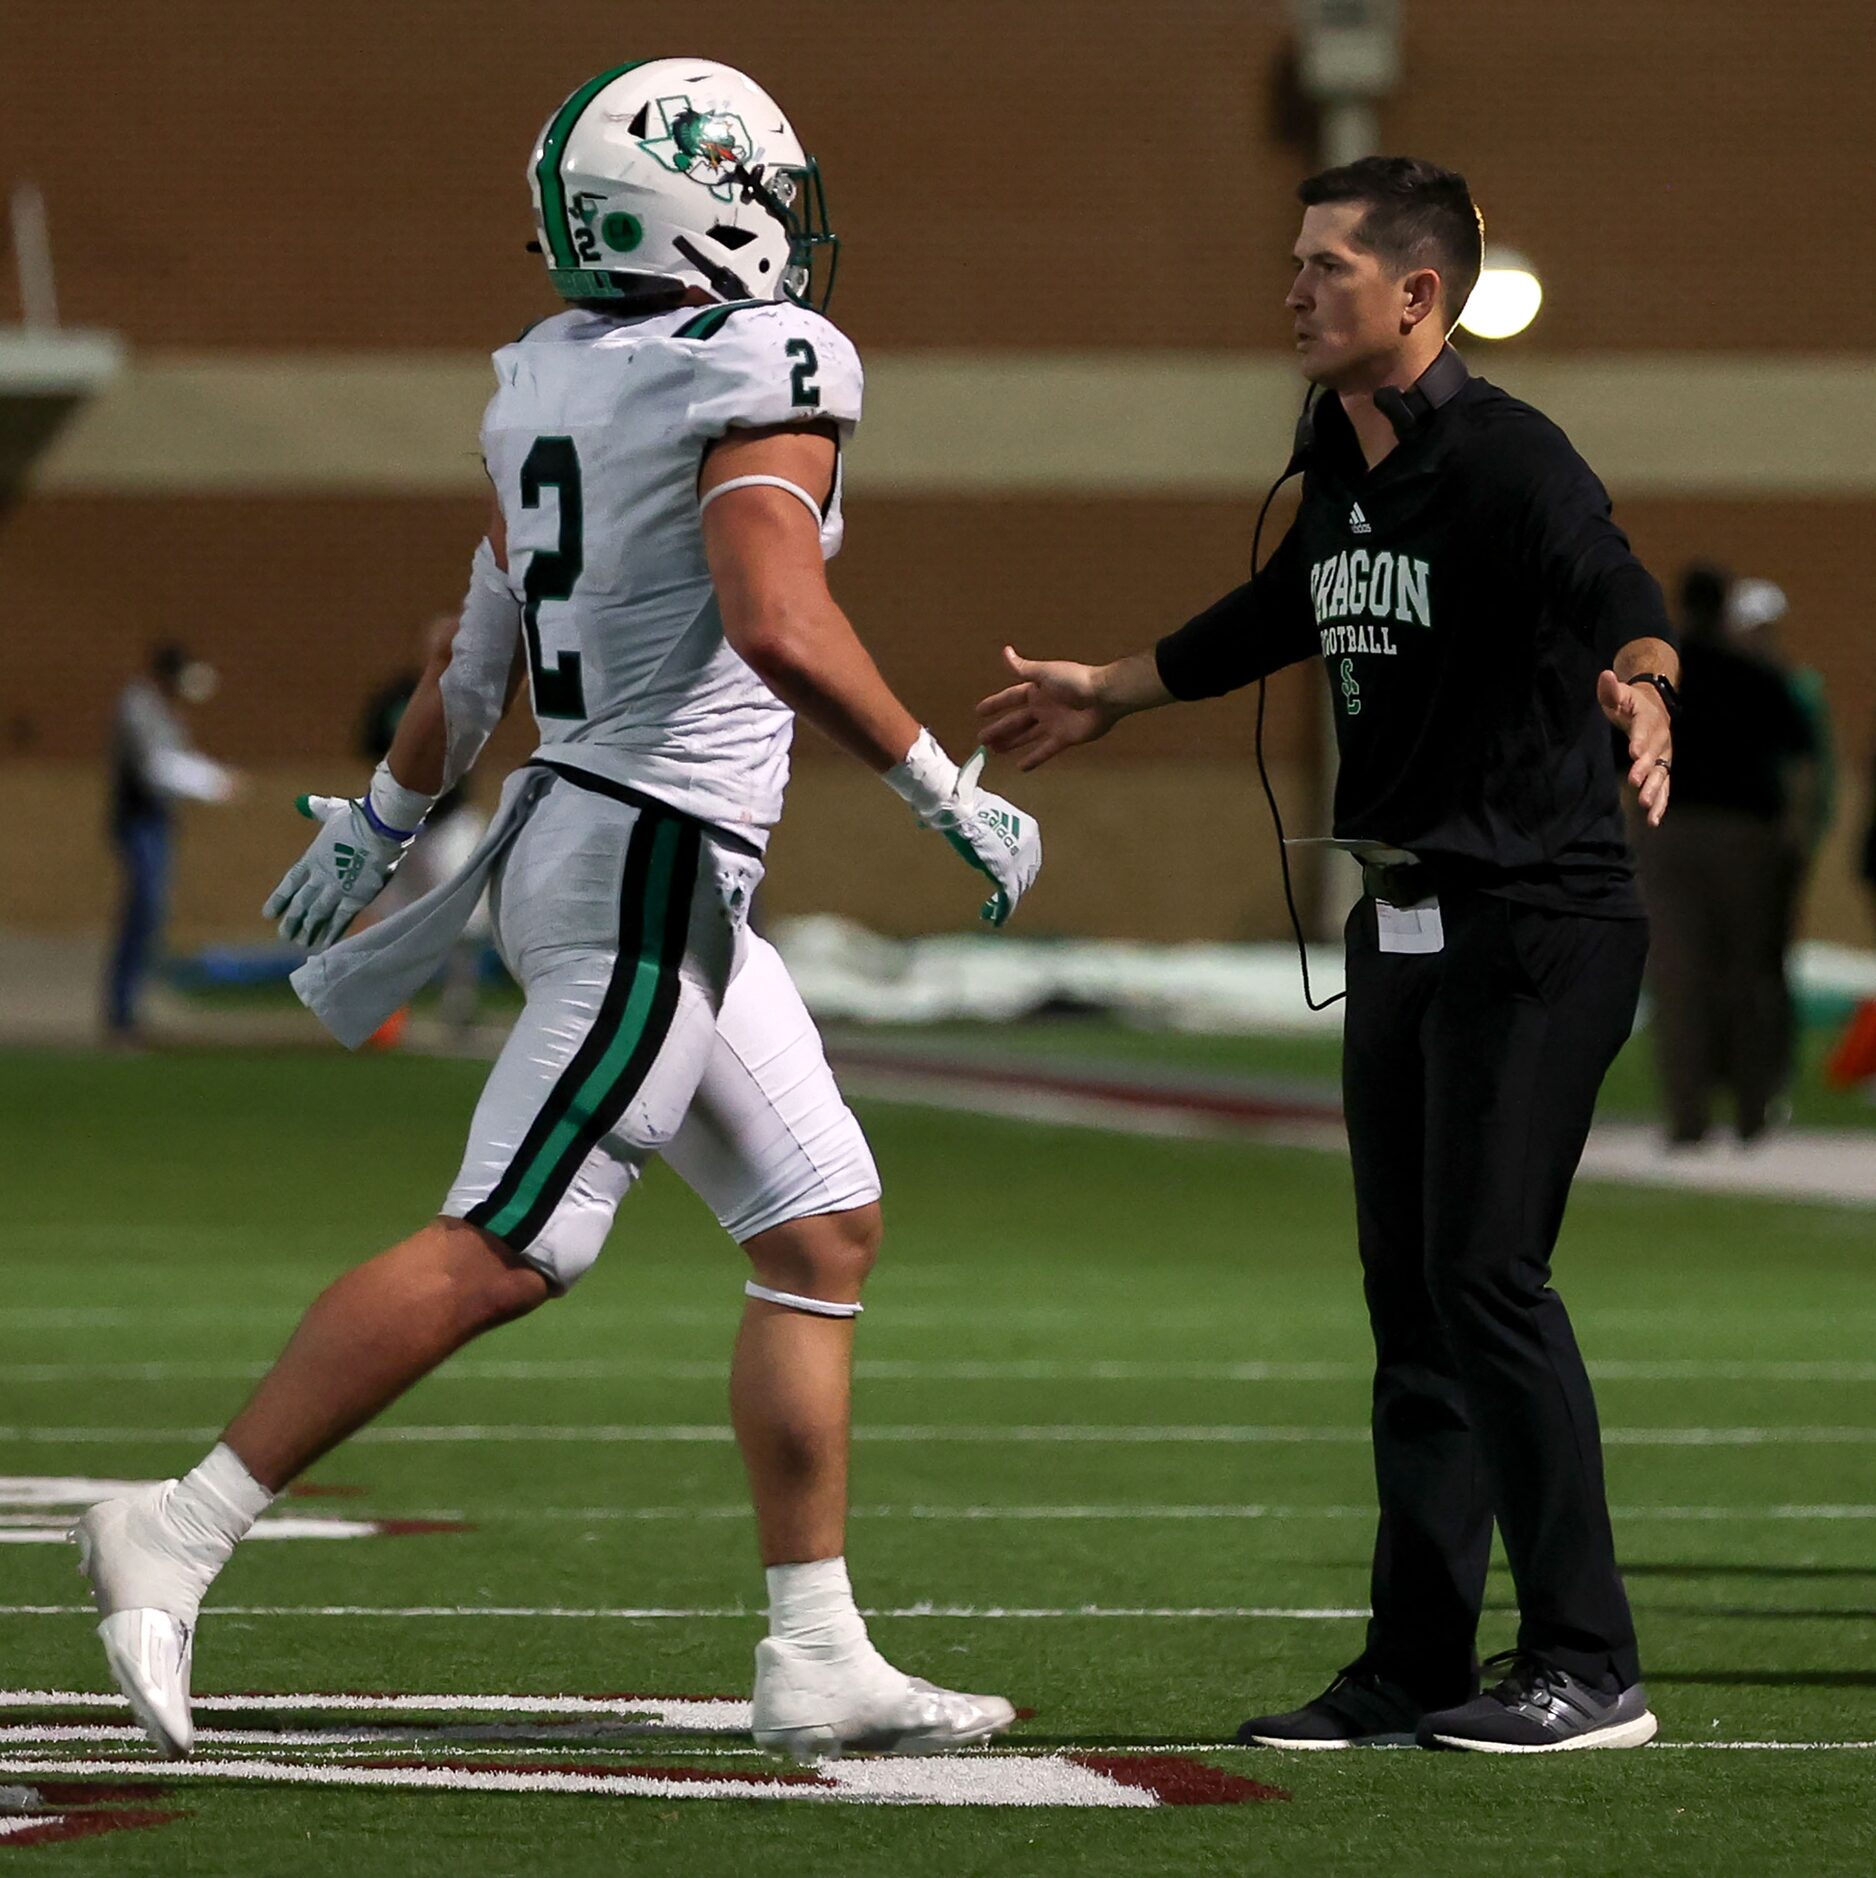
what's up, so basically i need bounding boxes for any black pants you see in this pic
[1341,889,1647,1702]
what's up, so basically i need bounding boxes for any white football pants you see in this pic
[440,772,879,1290]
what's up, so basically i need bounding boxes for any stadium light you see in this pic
[1458,247,1543,341]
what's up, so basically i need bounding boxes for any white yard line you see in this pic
[0,1305,1252,1333]
[1,1695,1869,1756]
[0,1692,743,1716]
[408,1501,1876,1523]
[8,1423,1876,1446]
[9,1357,1876,1383]
[0,1754,1163,1808]
[0,1604,1359,1620]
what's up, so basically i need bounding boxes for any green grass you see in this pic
[2,1048,1873,1873]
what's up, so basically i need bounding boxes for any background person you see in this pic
[1727,576,1833,961]
[1637,565,1819,1142]
[104,643,240,1043]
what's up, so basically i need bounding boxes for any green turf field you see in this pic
[3,1046,1873,1873]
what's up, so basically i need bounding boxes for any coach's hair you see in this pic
[1297,157,1484,325]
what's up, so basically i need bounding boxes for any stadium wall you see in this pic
[3,0,1871,946]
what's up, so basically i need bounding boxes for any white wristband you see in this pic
[366,761,437,840]
[882,728,960,822]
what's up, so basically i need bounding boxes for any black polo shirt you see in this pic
[1155,352,1675,915]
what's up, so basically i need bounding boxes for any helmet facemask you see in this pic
[736,158,839,311]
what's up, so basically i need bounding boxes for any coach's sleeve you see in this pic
[1153,520,1318,700]
[1504,419,1677,664]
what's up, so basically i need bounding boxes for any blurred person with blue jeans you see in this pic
[106,644,238,1041]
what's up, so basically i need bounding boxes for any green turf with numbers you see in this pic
[2,1044,1872,1874]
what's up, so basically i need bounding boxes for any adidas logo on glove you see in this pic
[974,806,1024,853]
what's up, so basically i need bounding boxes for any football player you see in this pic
[73,58,1039,1763]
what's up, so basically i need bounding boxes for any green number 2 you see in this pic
[519,435,586,720]
[785,338,820,408]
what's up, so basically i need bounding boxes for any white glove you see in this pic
[262,764,431,951]
[884,730,1042,928]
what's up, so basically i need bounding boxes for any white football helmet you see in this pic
[527,58,838,309]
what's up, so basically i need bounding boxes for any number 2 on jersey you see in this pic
[785,338,820,408]
[520,435,586,719]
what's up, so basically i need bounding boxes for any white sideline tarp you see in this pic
[771,918,1876,1038]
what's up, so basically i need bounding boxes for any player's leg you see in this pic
[221,1219,548,1488]
[664,933,1014,1758]
[69,1216,546,1757]
[731,1202,879,1565]
[73,781,715,1755]
[1412,894,1654,1752]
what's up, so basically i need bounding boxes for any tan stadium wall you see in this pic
[3,3,1873,945]
[0,755,1326,950]
[1,0,1870,353]
[1,485,1872,945]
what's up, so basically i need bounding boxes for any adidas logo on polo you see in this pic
[1348,502,1372,536]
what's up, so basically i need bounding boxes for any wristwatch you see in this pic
[1626,672,1680,719]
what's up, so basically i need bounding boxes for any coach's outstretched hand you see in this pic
[263,793,412,952]
[977,646,1128,771]
[1598,669,1674,827]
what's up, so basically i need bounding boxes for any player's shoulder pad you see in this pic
[682,300,863,438]
[490,308,585,373]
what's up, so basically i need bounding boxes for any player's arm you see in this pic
[700,426,1040,925]
[264,494,525,950]
[978,525,1315,770]
[701,425,919,769]
[380,496,526,796]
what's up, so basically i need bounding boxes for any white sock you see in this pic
[766,1556,870,1657]
[164,1443,275,1562]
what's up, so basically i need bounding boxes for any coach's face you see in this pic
[1287,202,1429,391]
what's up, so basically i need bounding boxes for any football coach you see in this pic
[977,158,1679,1754]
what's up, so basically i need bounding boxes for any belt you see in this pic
[1360,858,1437,907]
[534,759,764,859]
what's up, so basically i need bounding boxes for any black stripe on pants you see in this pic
[1340,889,1647,1702]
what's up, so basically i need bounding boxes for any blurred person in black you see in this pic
[1726,576,1833,958]
[1636,566,1819,1143]
[1864,737,1876,934]
[979,158,1678,1753]
[105,644,239,1042]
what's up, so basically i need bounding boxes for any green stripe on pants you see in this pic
[480,814,682,1239]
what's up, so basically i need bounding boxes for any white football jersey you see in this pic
[480,299,863,842]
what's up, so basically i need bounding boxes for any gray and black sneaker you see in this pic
[1237,1668,1428,1748]
[1416,1652,1657,1754]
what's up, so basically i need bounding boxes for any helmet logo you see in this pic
[600,211,643,253]
[640,98,755,200]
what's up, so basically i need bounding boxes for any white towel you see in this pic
[291,765,554,1049]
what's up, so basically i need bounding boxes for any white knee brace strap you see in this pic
[744,1280,863,1319]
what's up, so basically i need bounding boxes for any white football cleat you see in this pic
[94,1608,195,1758]
[751,1637,1017,1761]
[71,1485,214,1759]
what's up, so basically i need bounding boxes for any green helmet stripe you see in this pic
[535,61,653,269]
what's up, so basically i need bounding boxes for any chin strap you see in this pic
[744,1280,863,1319]
[672,235,751,303]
